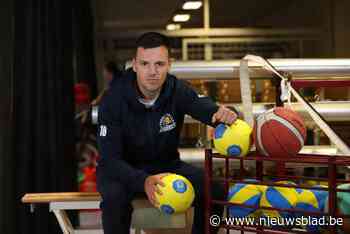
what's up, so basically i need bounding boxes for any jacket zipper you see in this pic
[147,110,155,160]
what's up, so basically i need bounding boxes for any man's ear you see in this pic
[132,58,136,72]
[167,58,172,72]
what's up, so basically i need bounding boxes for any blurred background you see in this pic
[1,0,350,233]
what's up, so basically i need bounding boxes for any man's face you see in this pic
[132,46,170,99]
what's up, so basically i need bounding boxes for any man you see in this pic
[91,61,123,106]
[97,32,238,234]
[103,61,123,87]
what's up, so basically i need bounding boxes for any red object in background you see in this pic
[79,167,97,192]
[75,83,91,105]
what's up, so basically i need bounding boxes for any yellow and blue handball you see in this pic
[155,174,195,214]
[227,179,263,218]
[295,185,328,232]
[213,119,252,156]
[260,181,298,219]
[295,186,328,213]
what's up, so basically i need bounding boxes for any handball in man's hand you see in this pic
[211,105,238,125]
[154,174,195,214]
[213,119,252,157]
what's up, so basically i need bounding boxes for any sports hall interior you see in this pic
[1,0,350,234]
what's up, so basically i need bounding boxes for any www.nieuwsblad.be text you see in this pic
[209,215,343,227]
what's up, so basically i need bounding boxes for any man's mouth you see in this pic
[148,79,159,83]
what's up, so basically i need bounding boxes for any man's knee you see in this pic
[99,181,133,210]
[183,167,224,200]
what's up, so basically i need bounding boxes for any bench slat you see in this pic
[21,192,101,203]
[21,192,190,230]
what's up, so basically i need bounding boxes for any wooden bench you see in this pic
[22,192,190,234]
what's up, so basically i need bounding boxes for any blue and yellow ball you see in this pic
[155,174,195,214]
[260,181,298,219]
[213,119,252,157]
[227,181,262,218]
[295,186,328,232]
[304,180,329,187]
[296,186,328,213]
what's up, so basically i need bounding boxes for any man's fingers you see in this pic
[228,113,238,124]
[159,173,170,178]
[212,112,222,123]
[146,173,173,207]
[211,113,217,123]
[221,111,229,124]
[153,197,159,207]
[150,194,157,206]
[147,189,159,207]
[217,109,225,120]
[157,173,170,187]
[155,185,163,195]
[212,107,225,123]
[153,177,164,187]
[212,106,238,125]
[223,111,236,125]
[152,189,160,206]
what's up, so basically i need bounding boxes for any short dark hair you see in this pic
[135,32,171,55]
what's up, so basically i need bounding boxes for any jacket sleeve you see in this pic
[177,81,219,127]
[97,90,149,193]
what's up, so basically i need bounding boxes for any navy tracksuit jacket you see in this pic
[96,69,225,234]
[97,69,219,192]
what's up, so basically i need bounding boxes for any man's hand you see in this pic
[211,105,238,125]
[144,173,170,207]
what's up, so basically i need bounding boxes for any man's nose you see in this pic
[148,64,158,75]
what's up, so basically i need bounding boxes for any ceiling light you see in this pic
[182,1,202,10]
[166,24,181,31]
[173,14,190,22]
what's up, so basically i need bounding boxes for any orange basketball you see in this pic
[253,107,306,157]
